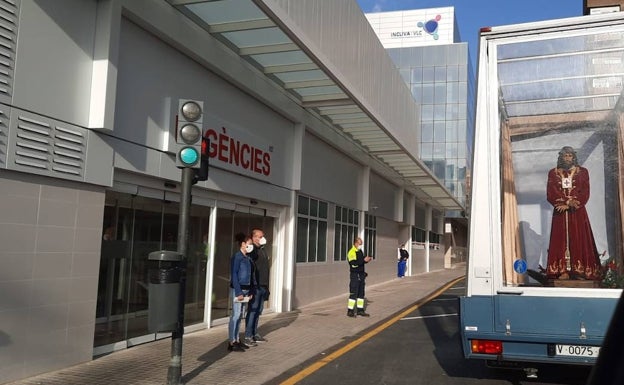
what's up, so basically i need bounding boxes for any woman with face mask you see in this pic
[227,232,256,352]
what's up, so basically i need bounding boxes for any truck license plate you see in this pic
[555,344,600,357]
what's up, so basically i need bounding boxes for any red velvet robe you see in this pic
[546,166,601,279]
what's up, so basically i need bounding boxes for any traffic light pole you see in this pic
[168,167,193,385]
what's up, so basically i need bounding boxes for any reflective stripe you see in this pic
[357,298,364,308]
[348,299,356,309]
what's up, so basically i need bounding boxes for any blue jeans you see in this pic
[398,260,407,277]
[245,286,266,338]
[228,289,248,342]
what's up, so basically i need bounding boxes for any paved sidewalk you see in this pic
[7,265,465,385]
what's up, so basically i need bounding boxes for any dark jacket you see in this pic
[250,244,270,288]
[347,245,367,273]
[399,248,409,261]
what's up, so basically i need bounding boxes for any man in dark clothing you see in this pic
[347,237,372,317]
[244,228,271,345]
[398,243,409,278]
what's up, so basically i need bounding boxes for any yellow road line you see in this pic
[279,276,465,385]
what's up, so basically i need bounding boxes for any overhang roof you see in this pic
[167,0,462,211]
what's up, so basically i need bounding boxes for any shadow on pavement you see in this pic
[181,311,301,384]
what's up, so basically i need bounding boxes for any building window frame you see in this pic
[334,205,359,261]
[296,194,328,263]
[364,213,377,258]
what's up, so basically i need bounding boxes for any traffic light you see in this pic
[175,100,203,168]
[192,134,209,184]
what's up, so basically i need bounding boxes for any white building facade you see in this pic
[0,1,461,383]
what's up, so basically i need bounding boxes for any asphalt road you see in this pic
[271,282,592,385]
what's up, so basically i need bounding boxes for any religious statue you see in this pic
[546,146,601,280]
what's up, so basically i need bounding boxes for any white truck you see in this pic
[459,11,624,377]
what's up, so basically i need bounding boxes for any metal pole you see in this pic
[168,167,193,385]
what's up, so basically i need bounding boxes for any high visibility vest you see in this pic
[347,245,364,271]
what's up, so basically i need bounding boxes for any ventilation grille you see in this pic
[0,107,7,167]
[0,0,18,104]
[11,112,86,180]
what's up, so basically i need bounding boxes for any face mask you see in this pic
[245,244,254,253]
[259,237,267,246]
[357,245,363,250]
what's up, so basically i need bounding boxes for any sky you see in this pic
[356,0,582,72]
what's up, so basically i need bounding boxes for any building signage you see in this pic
[203,119,273,178]
[390,14,441,41]
[365,7,455,48]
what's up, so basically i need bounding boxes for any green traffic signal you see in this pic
[179,146,199,166]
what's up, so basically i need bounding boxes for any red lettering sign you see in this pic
[203,127,272,176]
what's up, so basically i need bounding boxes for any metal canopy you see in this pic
[168,0,462,211]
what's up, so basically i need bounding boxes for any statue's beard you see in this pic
[559,160,574,170]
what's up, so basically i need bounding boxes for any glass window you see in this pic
[446,120,458,142]
[447,65,459,81]
[319,201,328,219]
[458,82,467,103]
[399,68,410,83]
[298,195,308,215]
[446,104,459,120]
[364,214,376,258]
[296,194,328,263]
[433,143,445,160]
[434,104,446,121]
[447,82,459,103]
[422,67,435,82]
[432,159,446,179]
[411,67,422,83]
[310,198,318,217]
[334,205,359,261]
[421,104,434,121]
[422,83,434,103]
[422,49,436,67]
[421,142,433,159]
[435,66,447,82]
[422,121,434,142]
[446,142,458,158]
[296,217,308,263]
[434,121,446,142]
[411,83,423,103]
[431,45,446,63]
[496,29,624,288]
[412,227,426,243]
[434,83,446,104]
[447,45,460,65]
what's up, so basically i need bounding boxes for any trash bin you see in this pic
[148,250,183,333]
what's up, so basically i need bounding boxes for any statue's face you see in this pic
[561,152,574,167]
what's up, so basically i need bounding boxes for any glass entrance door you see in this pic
[94,191,210,351]
[211,207,275,323]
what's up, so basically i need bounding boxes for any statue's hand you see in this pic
[555,204,569,213]
[567,199,580,209]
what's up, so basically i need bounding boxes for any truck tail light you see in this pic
[471,339,503,354]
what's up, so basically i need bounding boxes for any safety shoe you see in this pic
[243,337,258,347]
[238,340,250,349]
[253,334,267,343]
[356,310,370,317]
[347,309,356,317]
